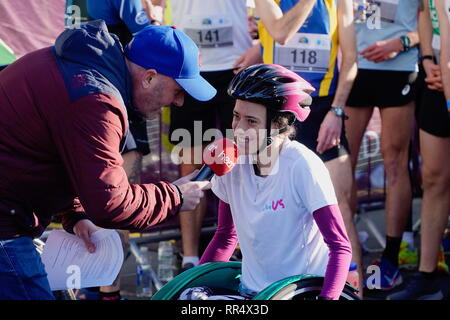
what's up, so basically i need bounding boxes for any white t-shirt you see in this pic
[170,0,253,72]
[354,0,420,72]
[211,139,337,293]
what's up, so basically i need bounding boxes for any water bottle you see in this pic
[347,262,359,290]
[358,231,370,255]
[354,0,367,23]
[157,240,175,284]
[136,246,153,298]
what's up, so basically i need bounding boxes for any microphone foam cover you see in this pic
[202,138,239,177]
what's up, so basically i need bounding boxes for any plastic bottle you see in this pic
[358,230,370,254]
[347,262,359,290]
[136,246,153,298]
[157,240,175,283]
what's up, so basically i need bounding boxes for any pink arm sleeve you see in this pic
[199,200,238,264]
[313,204,352,300]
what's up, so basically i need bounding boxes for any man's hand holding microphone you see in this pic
[172,170,210,212]
[74,138,238,252]
[172,138,239,212]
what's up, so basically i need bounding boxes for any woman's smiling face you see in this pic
[232,100,268,155]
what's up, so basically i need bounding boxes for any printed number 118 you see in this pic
[291,49,318,65]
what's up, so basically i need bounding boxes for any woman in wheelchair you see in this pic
[178,64,354,300]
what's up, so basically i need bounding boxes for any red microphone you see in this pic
[191,138,239,181]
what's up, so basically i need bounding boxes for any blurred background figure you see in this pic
[345,0,420,292]
[387,0,450,300]
[164,0,262,273]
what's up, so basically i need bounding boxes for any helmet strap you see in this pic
[256,125,288,155]
[253,126,288,176]
[255,109,288,155]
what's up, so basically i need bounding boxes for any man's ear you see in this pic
[142,69,158,88]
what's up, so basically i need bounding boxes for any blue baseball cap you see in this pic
[124,25,216,102]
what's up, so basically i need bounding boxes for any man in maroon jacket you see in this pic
[0,21,215,299]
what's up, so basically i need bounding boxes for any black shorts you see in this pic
[347,69,418,108]
[416,65,450,138]
[169,70,236,147]
[294,95,350,162]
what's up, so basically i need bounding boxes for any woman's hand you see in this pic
[141,0,163,24]
[316,112,343,154]
[423,59,443,91]
[233,43,263,74]
[360,38,404,63]
[73,219,99,253]
[248,16,259,39]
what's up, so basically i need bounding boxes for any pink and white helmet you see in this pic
[228,64,315,122]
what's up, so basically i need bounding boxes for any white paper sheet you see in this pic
[41,229,124,291]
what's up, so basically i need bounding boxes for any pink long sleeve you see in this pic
[199,200,238,264]
[313,204,352,300]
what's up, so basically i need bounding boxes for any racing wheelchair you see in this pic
[151,261,360,300]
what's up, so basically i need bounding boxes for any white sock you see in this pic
[402,231,414,250]
[182,256,199,267]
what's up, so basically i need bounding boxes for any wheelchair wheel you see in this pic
[268,278,360,300]
[152,262,242,300]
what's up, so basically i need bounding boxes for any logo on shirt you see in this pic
[261,199,285,212]
[135,11,149,25]
[401,84,410,96]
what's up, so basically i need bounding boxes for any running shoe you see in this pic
[386,272,444,300]
[437,245,449,273]
[75,287,100,300]
[374,258,403,291]
[398,241,418,270]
